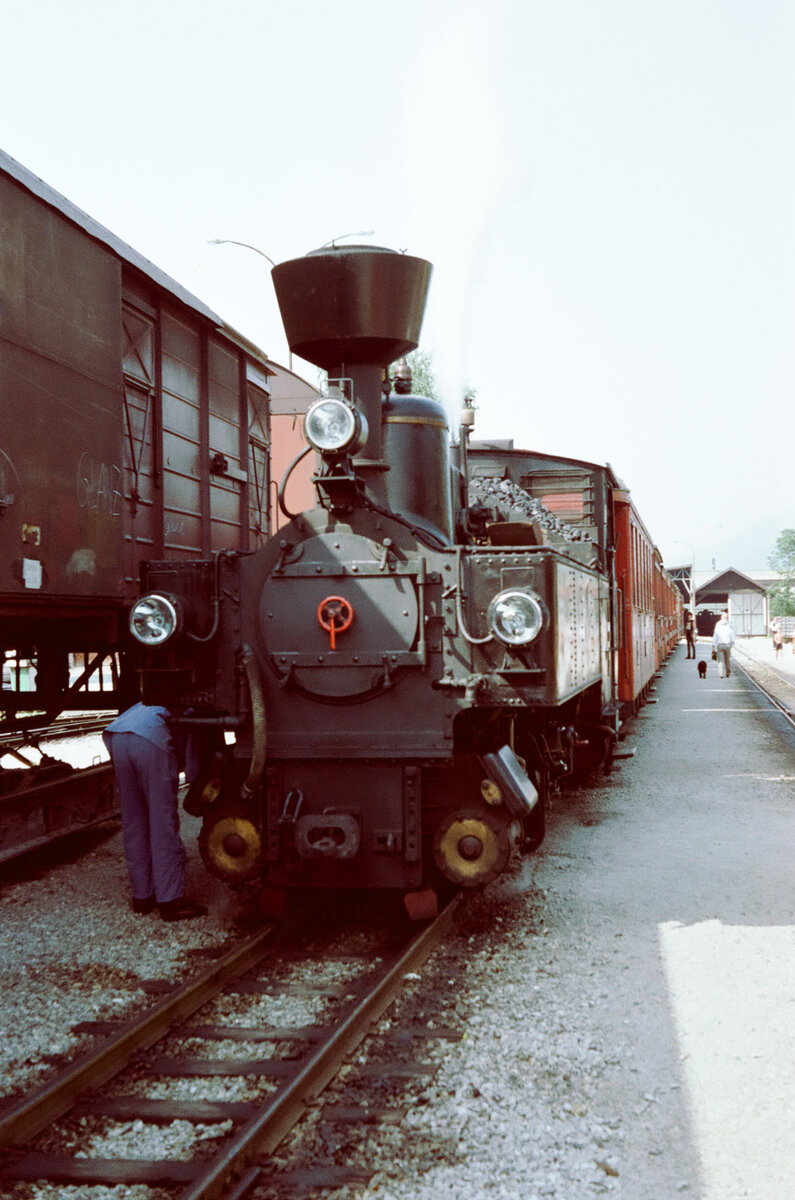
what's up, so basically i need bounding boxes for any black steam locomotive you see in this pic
[130,247,621,912]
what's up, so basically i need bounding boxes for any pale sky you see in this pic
[2,0,792,567]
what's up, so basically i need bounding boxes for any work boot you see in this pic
[159,897,208,922]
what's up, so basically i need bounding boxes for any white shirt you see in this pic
[712,620,735,648]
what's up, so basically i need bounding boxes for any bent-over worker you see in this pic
[103,702,207,921]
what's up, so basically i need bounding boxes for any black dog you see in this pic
[697,660,707,679]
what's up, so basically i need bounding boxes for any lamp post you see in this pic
[674,540,696,629]
[207,238,276,267]
[207,239,290,368]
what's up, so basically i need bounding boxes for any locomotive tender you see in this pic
[131,245,680,908]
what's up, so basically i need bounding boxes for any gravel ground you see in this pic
[1,643,792,1200]
[0,811,241,1103]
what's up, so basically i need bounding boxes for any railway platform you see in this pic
[692,632,795,715]
[688,633,795,680]
[733,632,795,682]
[522,638,795,1198]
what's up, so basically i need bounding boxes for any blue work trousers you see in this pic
[108,732,185,904]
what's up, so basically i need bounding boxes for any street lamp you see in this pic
[207,238,276,267]
[674,540,696,626]
[207,239,288,366]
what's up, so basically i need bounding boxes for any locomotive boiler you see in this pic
[130,247,617,909]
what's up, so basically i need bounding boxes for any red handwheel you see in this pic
[317,595,354,650]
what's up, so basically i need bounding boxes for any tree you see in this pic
[767,528,795,616]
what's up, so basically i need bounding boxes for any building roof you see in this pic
[0,146,283,374]
[1,147,228,324]
[670,566,784,602]
[695,567,767,604]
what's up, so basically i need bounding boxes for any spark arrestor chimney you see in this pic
[271,246,432,467]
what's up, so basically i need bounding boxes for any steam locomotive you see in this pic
[130,246,679,912]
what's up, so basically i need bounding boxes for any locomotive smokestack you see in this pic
[271,245,431,370]
[271,246,432,469]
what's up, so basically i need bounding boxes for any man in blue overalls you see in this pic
[103,703,207,921]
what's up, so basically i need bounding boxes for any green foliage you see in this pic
[768,528,795,616]
[768,528,795,574]
[768,587,795,617]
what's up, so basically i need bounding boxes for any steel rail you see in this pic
[0,765,118,867]
[0,922,277,1152]
[732,655,795,730]
[0,713,113,749]
[177,894,460,1200]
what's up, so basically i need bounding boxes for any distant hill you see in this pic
[696,511,793,574]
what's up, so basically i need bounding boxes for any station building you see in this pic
[670,566,783,636]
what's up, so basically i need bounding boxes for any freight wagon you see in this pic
[0,148,317,734]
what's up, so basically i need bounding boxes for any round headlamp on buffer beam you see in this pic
[129,593,182,647]
[487,588,545,647]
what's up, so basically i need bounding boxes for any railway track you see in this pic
[732,652,795,730]
[0,713,115,751]
[0,713,117,866]
[0,896,460,1198]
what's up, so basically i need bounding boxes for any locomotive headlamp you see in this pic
[304,397,366,455]
[487,588,544,647]
[129,593,181,646]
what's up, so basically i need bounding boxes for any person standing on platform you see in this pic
[712,610,736,679]
[103,703,208,921]
[773,625,784,659]
[684,611,697,659]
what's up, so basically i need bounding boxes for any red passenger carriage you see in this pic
[613,490,682,715]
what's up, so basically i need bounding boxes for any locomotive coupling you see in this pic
[295,812,361,860]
